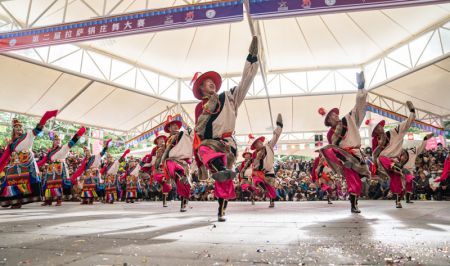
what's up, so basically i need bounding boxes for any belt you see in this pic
[221,132,233,138]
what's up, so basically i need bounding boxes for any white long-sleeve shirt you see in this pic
[381,111,416,158]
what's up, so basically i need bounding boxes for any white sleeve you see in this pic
[232,60,259,109]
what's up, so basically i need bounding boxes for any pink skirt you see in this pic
[214,179,236,200]
[379,156,403,195]
[321,147,362,196]
[153,173,172,194]
[252,172,277,199]
[198,146,227,171]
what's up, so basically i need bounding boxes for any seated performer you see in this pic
[251,114,283,208]
[39,127,86,206]
[120,156,141,203]
[238,149,257,205]
[150,133,171,207]
[193,36,259,222]
[372,101,416,208]
[71,139,111,205]
[102,149,130,204]
[0,110,58,208]
[318,71,369,213]
[161,116,194,212]
[399,133,433,204]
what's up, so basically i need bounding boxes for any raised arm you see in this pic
[232,36,259,109]
[100,139,112,157]
[417,133,433,155]
[33,110,58,136]
[395,101,416,136]
[350,72,368,127]
[268,114,283,149]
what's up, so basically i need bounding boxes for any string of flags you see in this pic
[125,114,186,148]
[366,103,444,135]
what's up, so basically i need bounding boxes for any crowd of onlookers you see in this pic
[0,144,449,202]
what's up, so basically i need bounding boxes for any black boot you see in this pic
[350,194,360,213]
[355,196,361,212]
[269,198,275,208]
[396,194,403,208]
[163,194,168,207]
[406,193,413,204]
[218,198,226,222]
[327,192,333,205]
[180,197,187,212]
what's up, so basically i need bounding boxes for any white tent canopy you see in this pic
[0,0,448,145]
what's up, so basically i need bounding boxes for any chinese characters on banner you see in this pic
[249,0,449,19]
[0,0,243,52]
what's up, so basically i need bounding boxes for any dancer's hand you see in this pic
[249,36,258,57]
[356,71,365,90]
[406,101,415,113]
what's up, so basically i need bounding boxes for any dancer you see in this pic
[39,127,86,206]
[151,133,171,207]
[372,101,416,208]
[250,114,283,208]
[400,133,433,204]
[161,116,194,212]
[71,139,111,205]
[318,71,369,213]
[102,149,130,204]
[237,149,257,204]
[0,110,58,208]
[193,36,259,222]
[312,157,334,205]
[120,156,141,203]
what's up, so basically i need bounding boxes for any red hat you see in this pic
[324,108,339,127]
[12,118,22,127]
[153,133,167,145]
[250,136,265,150]
[242,148,252,158]
[192,71,222,100]
[371,120,386,137]
[163,115,182,133]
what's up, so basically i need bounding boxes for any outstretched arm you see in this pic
[33,110,58,136]
[396,101,416,136]
[268,114,283,149]
[232,36,259,109]
[100,139,112,157]
[350,72,368,127]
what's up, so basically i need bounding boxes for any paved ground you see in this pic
[0,200,449,266]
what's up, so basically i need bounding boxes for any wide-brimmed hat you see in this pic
[192,71,222,100]
[163,115,182,133]
[250,136,265,150]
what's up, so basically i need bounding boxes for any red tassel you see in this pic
[318,107,326,116]
[190,72,201,86]
[365,119,372,126]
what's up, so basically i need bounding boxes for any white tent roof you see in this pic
[0,1,448,138]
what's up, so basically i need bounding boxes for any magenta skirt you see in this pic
[214,179,236,200]
[321,147,362,196]
[252,173,277,199]
[198,146,226,171]
[379,156,403,195]
[153,173,172,194]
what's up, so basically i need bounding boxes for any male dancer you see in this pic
[237,149,257,204]
[318,72,369,213]
[151,134,171,207]
[193,36,259,222]
[372,101,416,208]
[251,114,283,208]
[400,133,433,204]
[161,116,194,212]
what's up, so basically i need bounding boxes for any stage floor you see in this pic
[0,200,449,265]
